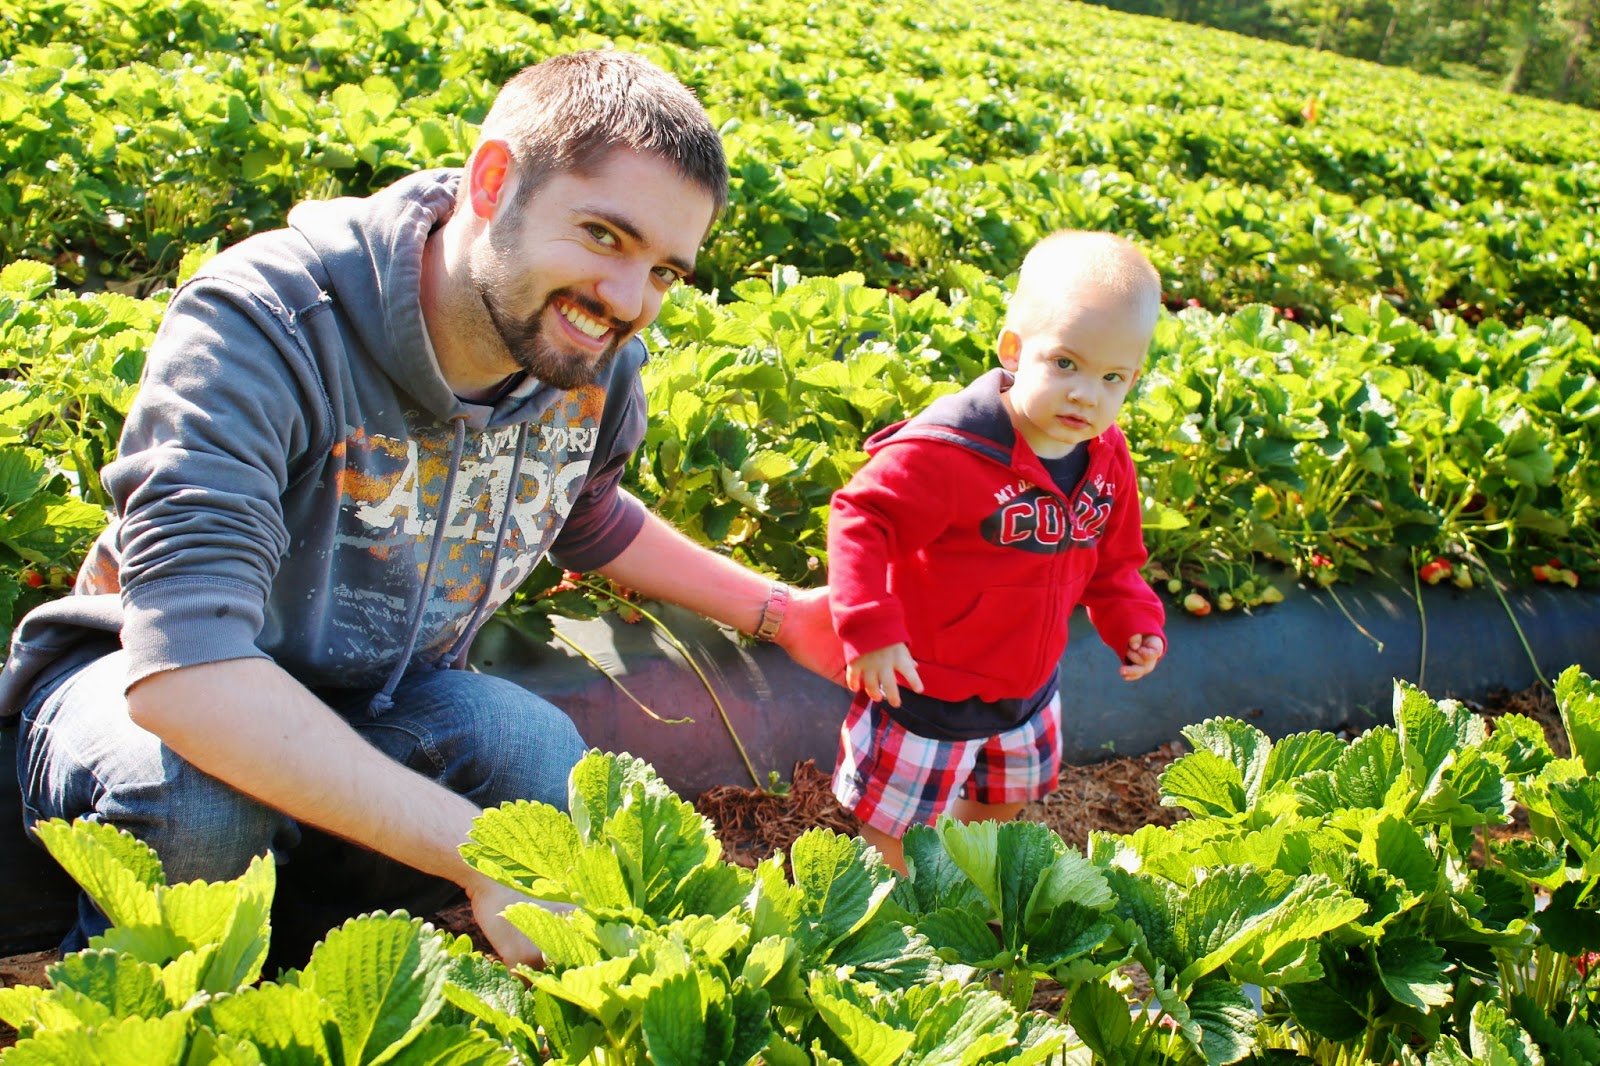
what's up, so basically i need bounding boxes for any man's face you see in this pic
[471,149,717,389]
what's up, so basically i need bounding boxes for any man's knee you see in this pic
[104,759,289,883]
[20,651,290,884]
[365,670,588,811]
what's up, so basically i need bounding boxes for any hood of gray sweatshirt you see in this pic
[1,169,648,716]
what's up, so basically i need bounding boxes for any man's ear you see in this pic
[997,329,1021,370]
[467,140,513,221]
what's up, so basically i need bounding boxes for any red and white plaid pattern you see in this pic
[831,689,1062,837]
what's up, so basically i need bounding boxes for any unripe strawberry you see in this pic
[1167,578,1183,595]
[1217,591,1236,611]
[1258,585,1285,605]
[1183,592,1212,616]
[1452,568,1473,589]
[1559,568,1580,588]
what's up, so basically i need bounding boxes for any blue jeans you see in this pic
[15,650,588,961]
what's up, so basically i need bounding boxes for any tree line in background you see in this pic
[1086,0,1598,108]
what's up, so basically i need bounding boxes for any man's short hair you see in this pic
[482,50,729,217]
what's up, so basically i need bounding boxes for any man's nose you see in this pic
[595,263,649,325]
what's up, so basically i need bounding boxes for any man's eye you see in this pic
[652,265,681,285]
[586,224,617,246]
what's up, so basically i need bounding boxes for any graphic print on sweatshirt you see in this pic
[331,385,606,660]
[980,472,1116,554]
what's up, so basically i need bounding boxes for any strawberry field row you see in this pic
[4,0,1598,326]
[4,258,1595,644]
[5,667,1599,1063]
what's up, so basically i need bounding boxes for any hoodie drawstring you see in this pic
[446,421,529,668]
[368,416,470,716]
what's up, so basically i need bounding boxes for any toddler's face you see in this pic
[998,294,1150,459]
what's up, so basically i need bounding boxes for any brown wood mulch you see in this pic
[0,952,53,1049]
[696,758,862,868]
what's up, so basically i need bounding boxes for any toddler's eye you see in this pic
[1055,357,1076,371]
[1105,372,1125,383]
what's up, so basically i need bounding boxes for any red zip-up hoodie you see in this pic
[828,368,1166,733]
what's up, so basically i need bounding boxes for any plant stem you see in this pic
[575,578,765,788]
[549,630,694,725]
[1460,547,1551,693]
[1325,583,1385,653]
[1411,547,1428,688]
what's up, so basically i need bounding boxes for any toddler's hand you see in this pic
[847,643,923,707]
[1120,634,1165,681]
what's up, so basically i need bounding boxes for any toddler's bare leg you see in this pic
[946,798,1026,824]
[860,821,907,874]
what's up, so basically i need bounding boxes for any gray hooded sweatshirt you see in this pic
[0,169,648,716]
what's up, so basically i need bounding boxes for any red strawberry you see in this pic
[1419,559,1453,585]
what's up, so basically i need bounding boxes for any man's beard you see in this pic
[477,284,627,390]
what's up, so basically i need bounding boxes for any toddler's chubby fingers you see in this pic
[860,665,901,706]
[892,649,925,696]
[1119,634,1165,680]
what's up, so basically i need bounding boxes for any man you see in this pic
[1,51,839,966]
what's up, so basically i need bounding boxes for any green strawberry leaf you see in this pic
[0,1012,189,1065]
[200,982,336,1065]
[300,913,450,1066]
[33,819,163,929]
[1556,666,1600,776]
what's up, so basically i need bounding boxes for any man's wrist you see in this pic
[754,581,790,641]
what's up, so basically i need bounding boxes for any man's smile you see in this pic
[556,297,612,341]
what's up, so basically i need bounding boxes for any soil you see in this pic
[0,683,1568,1049]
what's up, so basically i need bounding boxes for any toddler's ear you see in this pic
[997,329,1021,370]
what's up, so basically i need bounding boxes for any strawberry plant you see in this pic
[458,749,1074,1064]
[1094,666,1600,1063]
[6,668,1599,1063]
[0,818,523,1064]
[6,0,1599,327]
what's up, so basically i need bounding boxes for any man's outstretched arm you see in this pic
[594,511,846,685]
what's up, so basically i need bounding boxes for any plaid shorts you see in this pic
[831,687,1062,837]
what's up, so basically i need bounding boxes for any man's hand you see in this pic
[847,643,923,707]
[465,875,575,969]
[774,585,847,686]
[1120,634,1165,680]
